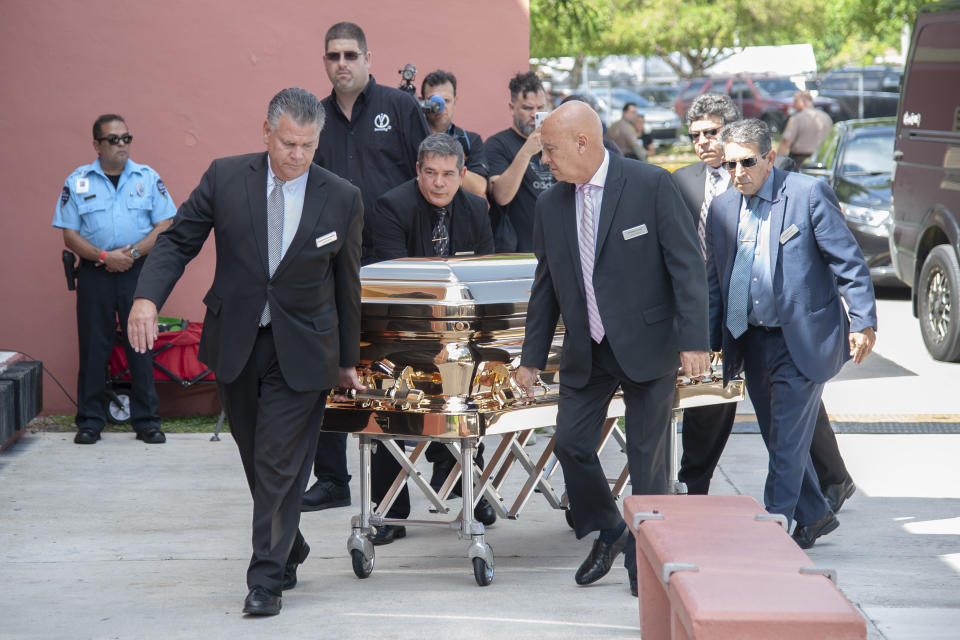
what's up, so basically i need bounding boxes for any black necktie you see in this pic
[432,207,449,257]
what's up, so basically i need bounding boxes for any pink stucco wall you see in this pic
[0,0,531,414]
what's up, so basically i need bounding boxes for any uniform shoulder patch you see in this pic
[60,186,70,206]
[156,178,168,197]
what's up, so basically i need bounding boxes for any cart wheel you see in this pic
[106,392,131,424]
[351,548,374,579]
[564,508,575,530]
[472,556,494,586]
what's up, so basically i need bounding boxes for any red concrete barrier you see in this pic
[624,495,865,640]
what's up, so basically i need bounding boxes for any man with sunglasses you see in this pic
[53,114,175,446]
[704,118,877,549]
[673,95,860,515]
[304,21,430,514]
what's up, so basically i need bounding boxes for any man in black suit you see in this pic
[368,133,496,544]
[673,94,857,512]
[128,88,365,616]
[374,133,494,261]
[516,101,710,597]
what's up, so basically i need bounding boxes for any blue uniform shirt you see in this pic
[744,169,780,328]
[52,158,176,250]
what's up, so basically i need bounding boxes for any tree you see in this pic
[530,0,614,85]
[604,0,828,77]
[529,0,919,79]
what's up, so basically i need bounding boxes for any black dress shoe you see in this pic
[822,477,856,513]
[792,510,839,549]
[474,498,497,526]
[136,430,166,444]
[282,539,310,590]
[243,586,281,616]
[301,481,351,512]
[367,524,406,546]
[629,573,638,597]
[74,430,100,445]
[575,527,630,585]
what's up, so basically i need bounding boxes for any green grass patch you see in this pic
[30,414,229,433]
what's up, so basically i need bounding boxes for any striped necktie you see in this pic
[726,195,760,339]
[698,168,723,259]
[259,176,285,327]
[578,183,605,343]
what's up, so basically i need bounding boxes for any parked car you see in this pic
[674,75,842,132]
[586,88,681,146]
[889,1,960,361]
[800,118,902,288]
[814,66,902,121]
[631,84,681,111]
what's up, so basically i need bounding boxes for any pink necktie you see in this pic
[578,183,605,343]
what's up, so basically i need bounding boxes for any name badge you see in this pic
[75,178,90,194]
[622,224,648,240]
[780,224,800,245]
[315,231,338,248]
[454,251,474,256]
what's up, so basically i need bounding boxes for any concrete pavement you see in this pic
[1,295,958,639]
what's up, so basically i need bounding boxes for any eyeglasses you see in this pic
[723,153,767,171]
[96,134,133,145]
[688,128,719,142]
[324,51,362,62]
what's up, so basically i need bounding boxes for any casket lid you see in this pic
[359,255,536,310]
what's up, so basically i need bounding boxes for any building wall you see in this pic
[0,0,531,414]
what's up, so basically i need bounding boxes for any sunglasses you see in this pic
[324,51,362,62]
[723,153,767,171]
[688,128,720,142]
[96,134,133,145]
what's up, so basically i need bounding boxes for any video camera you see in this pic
[398,64,445,115]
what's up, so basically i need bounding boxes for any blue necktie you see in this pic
[726,196,760,339]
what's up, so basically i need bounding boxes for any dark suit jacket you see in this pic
[706,167,877,385]
[135,153,363,392]
[372,179,494,260]
[521,153,709,388]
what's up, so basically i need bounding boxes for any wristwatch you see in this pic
[130,247,141,260]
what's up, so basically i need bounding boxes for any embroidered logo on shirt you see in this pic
[60,186,70,206]
[373,113,392,132]
[156,178,168,197]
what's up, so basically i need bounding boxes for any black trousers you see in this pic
[679,397,850,495]
[556,337,676,540]
[218,327,326,593]
[312,431,350,487]
[75,259,159,433]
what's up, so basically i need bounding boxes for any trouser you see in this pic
[218,327,326,593]
[75,259,160,433]
[312,431,350,487]
[680,398,850,495]
[742,326,830,527]
[553,337,676,576]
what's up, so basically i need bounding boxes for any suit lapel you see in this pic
[560,182,585,295]
[594,155,624,259]
[273,165,329,278]
[692,161,707,215]
[245,155,270,278]
[767,169,788,274]
[717,190,741,295]
[418,196,434,256]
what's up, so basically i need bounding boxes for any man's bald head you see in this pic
[540,101,606,184]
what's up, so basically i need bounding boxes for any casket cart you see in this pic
[321,256,743,586]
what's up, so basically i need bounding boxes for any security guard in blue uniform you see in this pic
[53,114,176,445]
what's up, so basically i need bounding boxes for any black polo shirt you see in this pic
[314,75,430,261]
[485,127,556,252]
[447,123,488,177]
